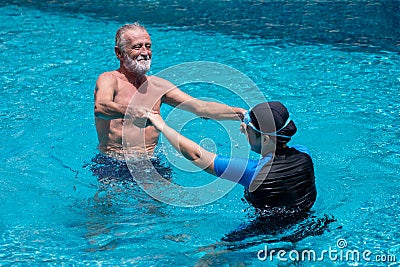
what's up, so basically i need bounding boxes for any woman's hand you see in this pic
[147,112,166,132]
[126,106,152,128]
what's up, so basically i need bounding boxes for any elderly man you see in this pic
[94,23,245,160]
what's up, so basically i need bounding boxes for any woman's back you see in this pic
[245,146,317,213]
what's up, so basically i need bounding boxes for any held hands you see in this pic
[127,106,152,128]
[147,112,165,132]
[126,105,165,131]
[235,107,247,121]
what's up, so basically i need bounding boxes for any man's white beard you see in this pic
[123,54,151,75]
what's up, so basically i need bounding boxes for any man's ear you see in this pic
[115,46,123,60]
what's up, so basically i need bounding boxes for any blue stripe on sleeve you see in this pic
[291,145,311,156]
[214,156,264,187]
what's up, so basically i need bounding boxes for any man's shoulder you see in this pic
[98,71,118,80]
[95,71,119,91]
[147,75,177,92]
[96,71,120,86]
[147,75,169,84]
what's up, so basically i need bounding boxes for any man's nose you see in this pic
[139,45,149,54]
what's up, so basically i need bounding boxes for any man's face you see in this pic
[121,30,152,75]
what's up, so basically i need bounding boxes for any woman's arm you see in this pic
[148,113,217,175]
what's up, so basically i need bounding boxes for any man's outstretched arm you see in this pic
[162,83,245,121]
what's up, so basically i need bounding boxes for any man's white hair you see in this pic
[115,22,148,52]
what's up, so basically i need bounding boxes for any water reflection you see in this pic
[9,0,400,52]
[81,153,172,252]
[221,212,336,248]
[196,212,337,266]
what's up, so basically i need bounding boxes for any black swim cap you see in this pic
[249,101,297,143]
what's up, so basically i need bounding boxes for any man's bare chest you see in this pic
[114,80,164,108]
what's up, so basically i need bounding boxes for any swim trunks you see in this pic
[89,152,173,185]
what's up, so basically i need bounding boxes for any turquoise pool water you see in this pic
[1,1,399,266]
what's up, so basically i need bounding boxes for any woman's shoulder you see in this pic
[290,144,311,157]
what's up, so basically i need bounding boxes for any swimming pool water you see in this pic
[1,1,399,266]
